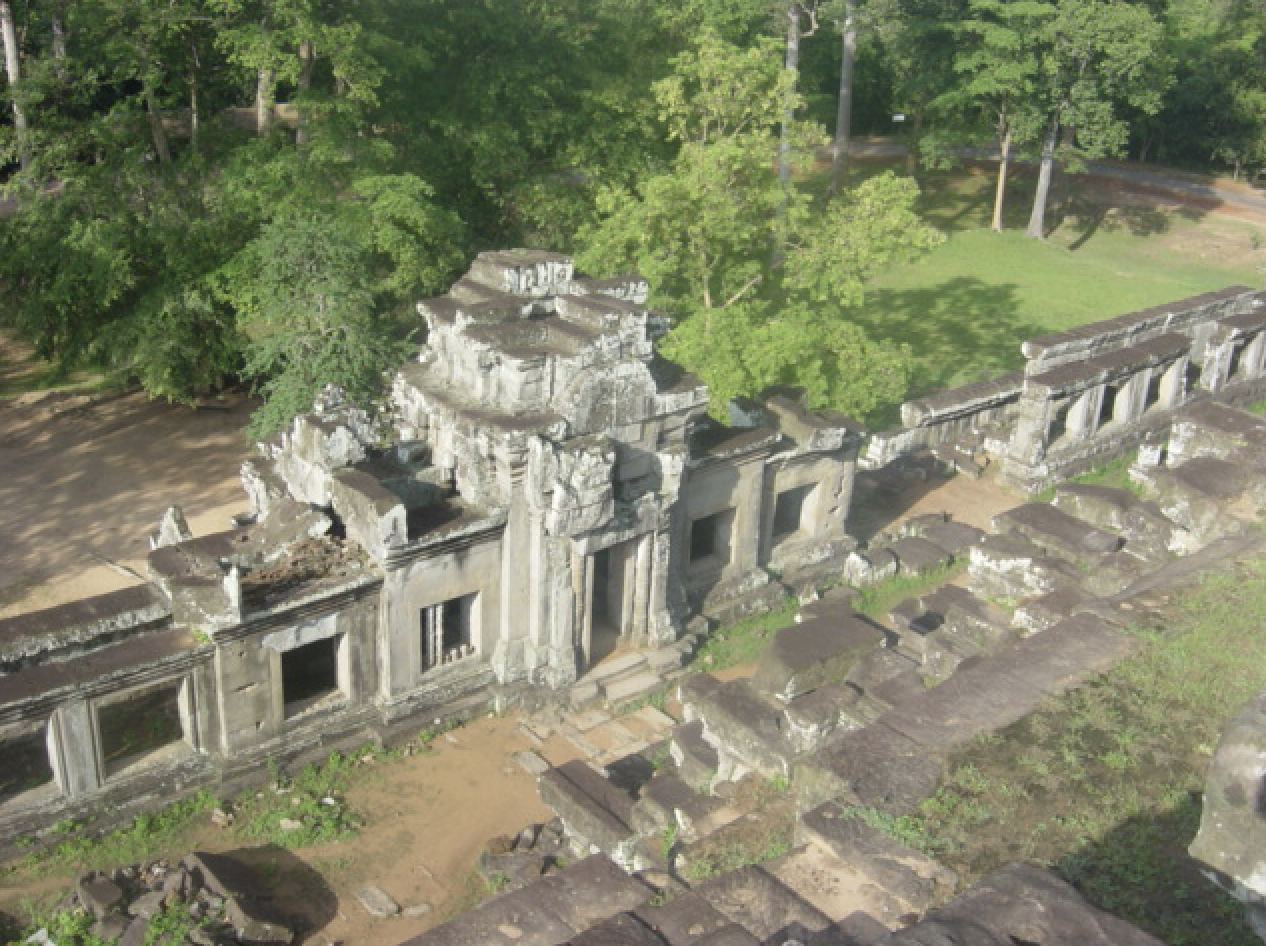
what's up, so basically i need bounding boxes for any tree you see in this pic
[1022,0,1165,238]
[951,0,1052,231]
[0,0,28,169]
[579,32,939,419]
[213,212,405,437]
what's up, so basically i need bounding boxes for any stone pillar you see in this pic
[1202,337,1235,392]
[51,700,102,798]
[729,463,766,577]
[1160,358,1185,408]
[1117,372,1146,425]
[629,532,653,644]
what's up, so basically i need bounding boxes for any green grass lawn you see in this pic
[898,556,1266,946]
[851,166,1266,399]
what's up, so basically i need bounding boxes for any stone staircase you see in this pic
[569,638,699,710]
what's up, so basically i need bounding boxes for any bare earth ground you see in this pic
[1,176,1262,942]
[0,369,253,616]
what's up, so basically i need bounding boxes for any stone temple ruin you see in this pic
[0,250,860,842]
[8,249,1266,942]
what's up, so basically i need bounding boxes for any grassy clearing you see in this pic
[899,557,1266,946]
[848,164,1265,399]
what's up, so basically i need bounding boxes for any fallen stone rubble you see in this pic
[25,852,294,946]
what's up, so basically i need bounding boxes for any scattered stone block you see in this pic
[887,863,1164,946]
[77,875,125,919]
[797,801,957,913]
[635,891,733,944]
[670,720,719,790]
[513,750,551,777]
[688,679,795,779]
[566,912,666,946]
[127,890,166,919]
[752,613,885,701]
[1149,457,1258,542]
[227,898,293,944]
[969,532,1084,601]
[355,885,402,918]
[1191,685,1266,935]
[117,918,149,946]
[993,503,1123,565]
[1052,483,1136,532]
[919,519,985,558]
[782,682,867,752]
[690,866,833,945]
[536,854,654,931]
[538,760,637,864]
[92,916,130,943]
[887,536,952,576]
[795,724,943,816]
[631,774,727,842]
[604,672,664,708]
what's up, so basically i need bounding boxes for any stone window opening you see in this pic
[0,723,55,807]
[1185,358,1203,393]
[689,509,735,568]
[421,593,478,671]
[1097,384,1120,430]
[97,681,187,778]
[282,636,342,717]
[1143,372,1164,413]
[1228,343,1246,381]
[1047,400,1072,445]
[772,484,816,543]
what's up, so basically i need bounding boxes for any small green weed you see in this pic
[235,751,363,848]
[660,824,679,860]
[14,790,217,877]
[854,562,966,621]
[692,598,799,672]
[679,815,794,882]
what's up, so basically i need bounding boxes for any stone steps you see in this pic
[603,670,665,708]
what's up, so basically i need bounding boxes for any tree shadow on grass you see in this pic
[858,277,1042,399]
[1052,184,1204,253]
[1053,792,1258,946]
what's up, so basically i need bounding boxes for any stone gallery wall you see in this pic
[0,251,861,846]
[867,285,1266,492]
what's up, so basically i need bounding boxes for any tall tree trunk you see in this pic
[0,1,29,171]
[143,79,171,164]
[189,73,199,153]
[255,67,275,135]
[1026,120,1059,239]
[779,3,801,194]
[992,122,1011,232]
[830,0,857,192]
[296,38,313,145]
[51,15,66,60]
